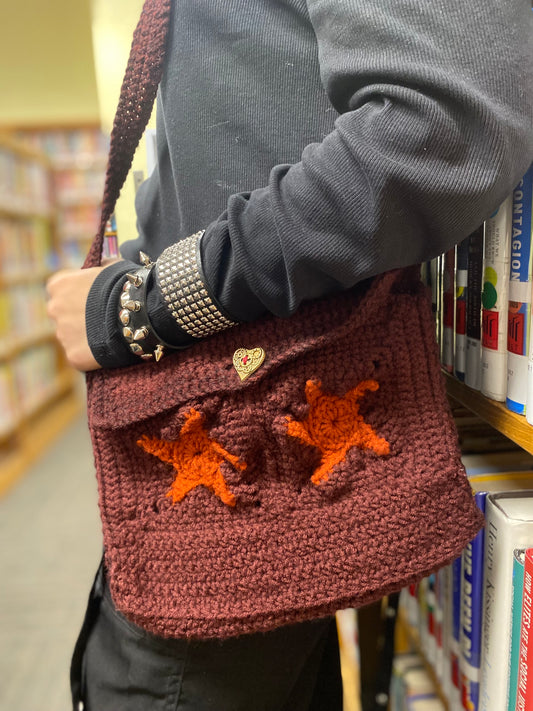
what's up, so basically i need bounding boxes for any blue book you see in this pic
[460,491,487,711]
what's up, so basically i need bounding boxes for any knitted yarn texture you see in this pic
[84,0,172,270]
[87,271,484,639]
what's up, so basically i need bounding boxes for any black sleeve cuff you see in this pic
[86,260,196,369]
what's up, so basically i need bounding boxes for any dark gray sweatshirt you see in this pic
[87,0,533,367]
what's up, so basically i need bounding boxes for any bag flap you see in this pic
[87,269,421,429]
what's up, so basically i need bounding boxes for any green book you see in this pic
[508,549,526,711]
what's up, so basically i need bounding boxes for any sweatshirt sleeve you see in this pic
[199,0,533,322]
[86,260,196,369]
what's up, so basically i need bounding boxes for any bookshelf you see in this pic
[0,134,82,496]
[14,126,108,267]
[393,367,533,707]
[445,373,533,456]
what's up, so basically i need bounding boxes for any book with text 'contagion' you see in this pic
[506,165,533,415]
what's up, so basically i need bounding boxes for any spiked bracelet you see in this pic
[119,252,180,362]
[156,230,238,339]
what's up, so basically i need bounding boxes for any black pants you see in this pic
[71,562,343,711]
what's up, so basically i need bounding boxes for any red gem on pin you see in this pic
[242,356,249,365]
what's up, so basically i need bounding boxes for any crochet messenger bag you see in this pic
[83,0,483,639]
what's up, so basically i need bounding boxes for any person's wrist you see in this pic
[155,230,239,338]
[118,252,189,362]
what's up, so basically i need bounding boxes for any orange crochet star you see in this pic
[137,409,246,506]
[286,380,390,485]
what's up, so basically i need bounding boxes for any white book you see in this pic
[506,166,533,415]
[481,197,512,401]
[479,492,533,711]
[527,295,533,425]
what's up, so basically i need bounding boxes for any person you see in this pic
[47,0,533,709]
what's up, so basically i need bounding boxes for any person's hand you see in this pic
[46,267,109,372]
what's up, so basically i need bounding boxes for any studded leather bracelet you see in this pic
[119,252,179,362]
[156,230,238,338]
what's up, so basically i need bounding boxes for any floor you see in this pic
[0,412,102,711]
[0,410,361,711]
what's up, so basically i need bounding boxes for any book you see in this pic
[480,492,533,711]
[465,226,485,390]
[481,197,512,401]
[455,237,470,382]
[506,165,533,415]
[450,556,463,710]
[509,549,526,711]
[460,491,486,711]
[515,548,533,711]
[527,301,533,425]
[442,248,456,373]
[460,471,533,711]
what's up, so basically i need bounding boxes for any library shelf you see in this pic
[13,125,108,268]
[0,135,83,495]
[0,329,58,362]
[0,204,54,221]
[444,372,533,456]
[0,385,83,498]
[0,270,54,289]
[52,153,107,172]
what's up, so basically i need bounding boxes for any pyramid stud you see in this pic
[130,343,144,355]
[126,272,143,287]
[141,353,154,360]
[139,251,152,266]
[122,281,132,292]
[120,290,132,308]
[122,327,134,342]
[119,309,131,326]
[133,327,149,341]
[124,300,141,312]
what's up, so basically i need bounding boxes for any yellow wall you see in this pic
[0,0,149,244]
[91,0,151,244]
[0,0,100,126]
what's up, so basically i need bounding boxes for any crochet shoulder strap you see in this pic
[84,0,172,269]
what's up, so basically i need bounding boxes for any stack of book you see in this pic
[430,164,533,424]
[397,450,533,711]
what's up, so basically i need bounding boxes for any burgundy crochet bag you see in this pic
[84,0,483,639]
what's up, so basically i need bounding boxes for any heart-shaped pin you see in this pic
[233,347,266,381]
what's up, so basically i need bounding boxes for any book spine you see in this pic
[465,226,485,390]
[442,248,456,373]
[460,492,487,711]
[480,496,533,711]
[431,256,443,349]
[455,238,470,382]
[527,290,533,425]
[516,548,533,711]
[481,197,512,401]
[451,556,463,710]
[506,165,533,414]
[509,549,526,711]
